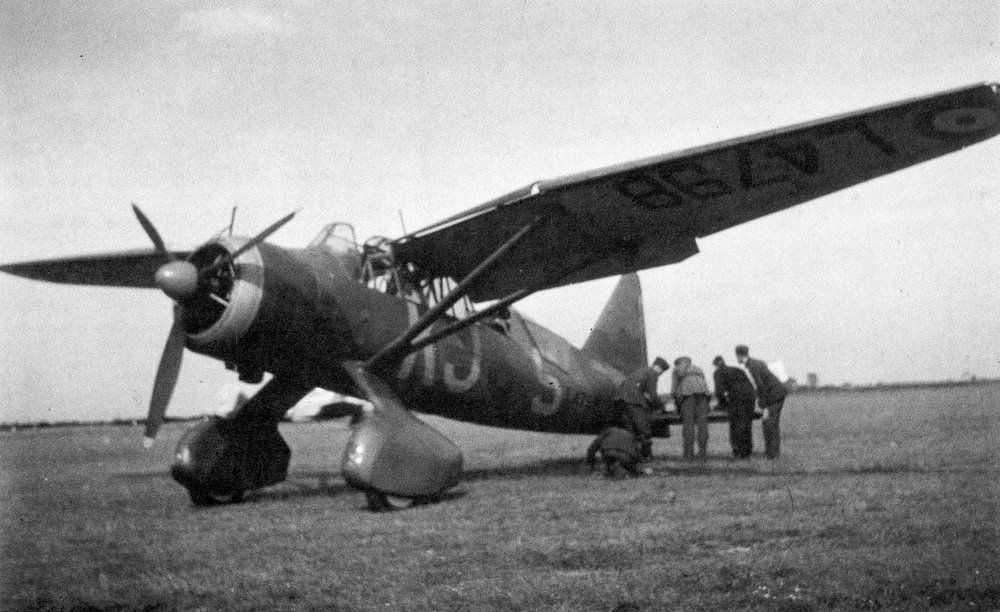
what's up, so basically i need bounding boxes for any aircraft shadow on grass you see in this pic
[114,455,976,509]
[242,471,470,508]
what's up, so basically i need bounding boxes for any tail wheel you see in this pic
[364,491,414,512]
[188,487,245,507]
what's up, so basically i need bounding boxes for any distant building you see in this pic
[807,373,818,389]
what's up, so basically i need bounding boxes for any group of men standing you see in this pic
[587,345,787,477]
[712,345,787,459]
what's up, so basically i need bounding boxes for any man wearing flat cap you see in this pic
[614,356,668,460]
[735,344,787,459]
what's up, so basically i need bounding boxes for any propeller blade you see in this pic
[198,211,296,279]
[143,311,185,446]
[131,204,176,262]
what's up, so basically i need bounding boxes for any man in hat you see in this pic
[735,344,787,458]
[613,356,669,460]
[671,356,711,459]
[712,355,756,458]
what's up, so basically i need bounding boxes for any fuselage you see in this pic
[183,236,627,435]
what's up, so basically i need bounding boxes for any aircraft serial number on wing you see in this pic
[612,102,999,210]
[613,120,897,209]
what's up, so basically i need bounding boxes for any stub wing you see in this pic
[392,83,1000,301]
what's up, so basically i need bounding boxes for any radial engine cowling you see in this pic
[181,236,265,353]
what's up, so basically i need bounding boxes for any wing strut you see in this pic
[408,287,532,353]
[366,216,542,369]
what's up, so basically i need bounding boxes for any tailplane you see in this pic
[582,273,647,374]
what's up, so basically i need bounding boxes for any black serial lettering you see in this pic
[737,147,792,189]
[656,161,731,200]
[764,141,820,175]
[816,120,897,156]
[615,172,683,208]
[616,118,897,208]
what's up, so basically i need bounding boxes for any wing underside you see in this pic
[1,249,191,287]
[392,83,1000,301]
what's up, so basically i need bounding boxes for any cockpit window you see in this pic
[310,223,362,279]
[310,223,359,254]
[361,236,402,296]
[310,226,475,320]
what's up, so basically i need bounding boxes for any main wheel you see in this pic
[364,490,414,512]
[188,487,245,506]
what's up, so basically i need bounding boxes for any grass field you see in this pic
[2,384,998,610]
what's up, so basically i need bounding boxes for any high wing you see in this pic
[0,249,191,287]
[392,83,1000,302]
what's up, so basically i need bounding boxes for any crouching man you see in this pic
[586,426,653,478]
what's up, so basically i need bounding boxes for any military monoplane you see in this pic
[4,83,998,510]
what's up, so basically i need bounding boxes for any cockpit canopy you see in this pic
[309,223,474,320]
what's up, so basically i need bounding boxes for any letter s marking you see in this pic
[530,348,563,416]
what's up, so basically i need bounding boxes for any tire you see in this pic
[188,487,245,506]
[364,490,414,512]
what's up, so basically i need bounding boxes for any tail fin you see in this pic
[582,273,647,374]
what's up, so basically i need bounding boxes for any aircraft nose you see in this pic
[155,260,199,301]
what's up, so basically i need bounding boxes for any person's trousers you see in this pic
[761,399,785,458]
[679,395,709,458]
[618,401,652,458]
[728,399,754,457]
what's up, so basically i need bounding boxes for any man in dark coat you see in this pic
[586,426,650,477]
[613,357,668,459]
[735,344,787,459]
[712,355,756,458]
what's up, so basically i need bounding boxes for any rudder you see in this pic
[582,273,647,374]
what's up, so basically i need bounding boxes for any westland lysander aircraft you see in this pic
[4,83,999,510]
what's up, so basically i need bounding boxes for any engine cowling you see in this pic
[183,236,265,352]
[179,237,358,389]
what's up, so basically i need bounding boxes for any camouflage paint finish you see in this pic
[186,241,632,436]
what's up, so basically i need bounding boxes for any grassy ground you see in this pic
[2,384,998,610]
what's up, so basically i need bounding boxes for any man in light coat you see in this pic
[671,356,711,459]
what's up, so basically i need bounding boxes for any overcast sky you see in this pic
[2,1,998,423]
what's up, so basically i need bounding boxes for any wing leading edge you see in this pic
[392,83,1000,301]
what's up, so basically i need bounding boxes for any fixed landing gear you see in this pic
[188,487,246,507]
[171,416,290,507]
[364,490,415,512]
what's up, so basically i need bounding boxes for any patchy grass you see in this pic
[2,384,998,610]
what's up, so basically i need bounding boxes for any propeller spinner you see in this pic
[155,261,199,301]
[131,205,295,445]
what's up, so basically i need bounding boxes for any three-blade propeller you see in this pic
[132,205,295,446]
